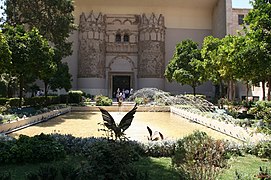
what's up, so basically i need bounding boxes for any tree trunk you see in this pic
[262,80,266,101]
[7,80,12,98]
[246,81,249,102]
[19,76,24,108]
[192,86,196,96]
[219,80,224,99]
[233,81,236,101]
[228,81,233,101]
[268,77,271,101]
[44,81,48,106]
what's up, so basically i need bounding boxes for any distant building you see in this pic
[62,0,258,99]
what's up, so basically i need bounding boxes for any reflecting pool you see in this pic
[9,112,238,142]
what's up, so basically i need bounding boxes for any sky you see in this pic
[0,0,254,11]
[232,0,253,8]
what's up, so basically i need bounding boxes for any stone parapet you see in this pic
[0,107,71,134]
[170,106,271,143]
[72,105,170,112]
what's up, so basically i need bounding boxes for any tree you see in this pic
[201,36,225,99]
[4,25,53,106]
[244,0,271,100]
[49,62,72,92]
[0,32,12,97]
[4,0,76,58]
[0,30,11,72]
[216,35,244,101]
[236,32,268,101]
[4,0,75,96]
[165,40,204,96]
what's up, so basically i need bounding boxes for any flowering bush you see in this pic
[172,131,228,180]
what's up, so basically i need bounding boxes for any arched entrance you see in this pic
[109,72,134,98]
[112,75,131,98]
[107,55,137,98]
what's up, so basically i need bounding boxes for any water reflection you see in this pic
[9,112,238,142]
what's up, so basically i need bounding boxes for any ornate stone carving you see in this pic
[105,14,139,54]
[138,13,166,78]
[78,11,106,78]
[78,12,165,79]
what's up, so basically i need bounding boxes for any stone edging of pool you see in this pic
[71,105,171,112]
[170,106,271,143]
[0,107,71,134]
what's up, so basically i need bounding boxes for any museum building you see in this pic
[64,0,253,99]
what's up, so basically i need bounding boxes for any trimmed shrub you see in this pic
[59,94,68,104]
[142,140,176,157]
[24,96,46,107]
[0,133,66,164]
[8,98,21,108]
[79,140,146,179]
[68,90,83,104]
[95,95,112,106]
[0,171,11,180]
[250,140,271,159]
[0,98,8,106]
[47,96,60,105]
[172,131,228,180]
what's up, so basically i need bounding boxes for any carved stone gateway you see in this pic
[78,12,165,80]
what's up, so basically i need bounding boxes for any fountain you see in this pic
[7,88,270,143]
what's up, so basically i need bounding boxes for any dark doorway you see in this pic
[112,75,130,98]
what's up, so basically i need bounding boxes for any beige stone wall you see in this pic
[74,0,215,30]
[212,0,227,37]
[231,8,250,35]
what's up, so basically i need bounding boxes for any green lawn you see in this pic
[134,157,180,180]
[0,155,270,180]
[218,154,271,180]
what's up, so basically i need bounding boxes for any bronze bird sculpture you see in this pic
[147,126,164,141]
[99,103,137,140]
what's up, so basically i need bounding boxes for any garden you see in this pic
[0,0,271,179]
[0,88,270,179]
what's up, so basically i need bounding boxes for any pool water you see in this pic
[10,112,237,142]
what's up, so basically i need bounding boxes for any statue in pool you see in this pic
[99,103,137,140]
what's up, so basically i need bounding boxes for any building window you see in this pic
[238,14,245,25]
[124,34,129,42]
[116,33,121,42]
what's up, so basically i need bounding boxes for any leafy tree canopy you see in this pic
[244,0,271,100]
[165,39,204,96]
[3,24,54,106]
[201,36,222,84]
[49,62,72,92]
[4,0,76,58]
[0,31,11,72]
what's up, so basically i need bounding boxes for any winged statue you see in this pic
[147,126,164,141]
[99,103,137,140]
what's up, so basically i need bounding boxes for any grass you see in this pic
[134,157,180,180]
[218,154,271,180]
[0,156,82,180]
[0,155,270,180]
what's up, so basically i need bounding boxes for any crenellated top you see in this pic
[79,11,105,32]
[140,13,165,29]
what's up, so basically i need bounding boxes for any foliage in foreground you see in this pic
[172,131,228,180]
[0,133,65,164]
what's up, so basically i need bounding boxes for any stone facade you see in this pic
[78,12,106,78]
[138,14,165,78]
[77,11,166,96]
[59,0,259,99]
